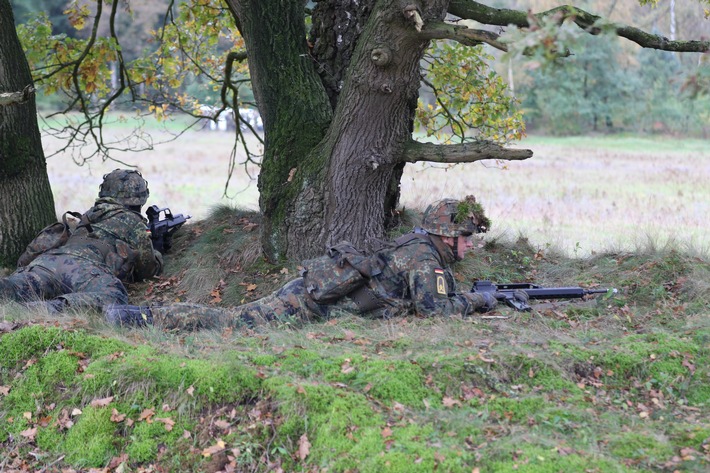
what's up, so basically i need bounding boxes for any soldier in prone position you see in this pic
[105,197,503,331]
[0,170,163,313]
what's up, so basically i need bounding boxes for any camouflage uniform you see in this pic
[146,233,483,330]
[111,196,495,331]
[0,170,162,311]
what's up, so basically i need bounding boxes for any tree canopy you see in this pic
[7,0,710,262]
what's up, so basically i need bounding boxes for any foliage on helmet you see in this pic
[98,169,149,206]
[421,195,490,237]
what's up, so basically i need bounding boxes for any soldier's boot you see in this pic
[24,299,66,315]
[104,304,153,327]
[0,279,17,301]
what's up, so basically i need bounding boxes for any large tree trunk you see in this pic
[228,0,445,261]
[226,0,333,262]
[320,1,446,250]
[0,0,56,268]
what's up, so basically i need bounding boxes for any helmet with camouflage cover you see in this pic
[421,195,491,237]
[98,169,149,206]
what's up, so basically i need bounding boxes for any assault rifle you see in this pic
[471,280,615,312]
[146,205,191,253]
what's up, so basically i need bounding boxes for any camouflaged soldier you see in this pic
[0,169,162,312]
[105,196,501,330]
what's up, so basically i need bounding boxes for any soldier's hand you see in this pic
[470,292,498,313]
[513,289,529,304]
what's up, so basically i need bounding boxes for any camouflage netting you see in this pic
[420,195,491,237]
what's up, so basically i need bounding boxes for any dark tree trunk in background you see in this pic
[227,0,333,262]
[227,0,446,261]
[0,0,56,268]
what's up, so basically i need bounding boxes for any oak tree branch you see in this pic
[419,21,508,51]
[448,0,710,52]
[0,86,35,106]
[403,140,533,164]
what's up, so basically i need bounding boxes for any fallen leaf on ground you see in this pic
[202,439,226,457]
[214,419,231,430]
[90,396,114,408]
[156,417,175,431]
[139,408,155,422]
[443,397,462,408]
[20,427,37,439]
[298,434,311,460]
[110,409,126,423]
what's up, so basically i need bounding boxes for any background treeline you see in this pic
[12,0,710,137]
[503,0,710,136]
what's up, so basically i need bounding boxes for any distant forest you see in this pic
[11,0,710,137]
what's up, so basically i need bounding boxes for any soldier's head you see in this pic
[99,169,149,211]
[421,196,490,260]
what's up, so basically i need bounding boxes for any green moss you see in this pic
[1,323,56,362]
[192,357,262,403]
[36,422,64,453]
[0,325,127,368]
[590,332,702,394]
[483,444,631,472]
[359,360,430,405]
[686,381,710,406]
[270,351,432,405]
[486,396,546,423]
[2,350,82,421]
[267,377,388,469]
[250,353,279,366]
[126,416,183,463]
[666,424,710,451]
[507,355,577,391]
[608,431,675,462]
[62,406,118,467]
[82,347,262,405]
[268,348,326,377]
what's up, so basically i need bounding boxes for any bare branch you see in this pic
[420,21,508,52]
[449,0,710,52]
[219,50,264,197]
[403,140,533,164]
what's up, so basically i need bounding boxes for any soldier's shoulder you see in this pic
[392,235,436,253]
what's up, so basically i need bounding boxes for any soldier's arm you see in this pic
[407,254,479,318]
[129,219,163,281]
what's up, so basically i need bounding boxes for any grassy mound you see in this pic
[1,205,708,472]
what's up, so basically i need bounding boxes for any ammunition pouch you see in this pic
[301,241,383,305]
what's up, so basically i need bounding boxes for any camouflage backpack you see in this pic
[300,241,384,304]
[17,211,82,267]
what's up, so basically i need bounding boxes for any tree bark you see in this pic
[0,0,56,268]
[226,0,333,262]
[321,0,449,251]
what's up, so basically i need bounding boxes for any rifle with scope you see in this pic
[471,280,616,311]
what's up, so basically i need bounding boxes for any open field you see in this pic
[42,122,710,257]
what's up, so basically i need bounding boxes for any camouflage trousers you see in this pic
[150,279,334,331]
[0,254,128,309]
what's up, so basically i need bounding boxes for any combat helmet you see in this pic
[98,169,149,206]
[421,195,491,237]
